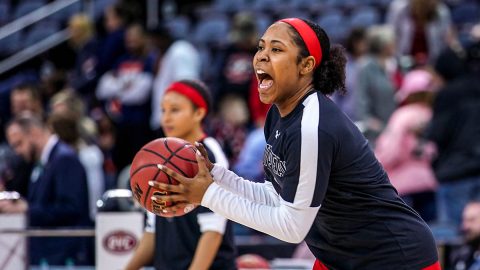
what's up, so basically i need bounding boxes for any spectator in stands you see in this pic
[148,25,200,135]
[96,23,155,172]
[428,39,480,227]
[0,84,43,197]
[97,4,128,75]
[49,91,105,223]
[355,25,397,145]
[450,201,480,270]
[68,13,99,106]
[0,114,91,265]
[387,0,454,66]
[332,27,368,122]
[10,84,44,118]
[233,124,266,183]
[212,12,258,121]
[209,95,249,164]
[375,69,439,222]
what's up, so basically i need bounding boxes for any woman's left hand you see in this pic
[149,151,214,214]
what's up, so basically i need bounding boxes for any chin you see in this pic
[259,95,274,105]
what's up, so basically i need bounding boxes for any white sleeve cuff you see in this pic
[201,182,220,207]
[197,212,227,234]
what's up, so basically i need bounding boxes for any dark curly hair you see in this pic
[286,19,347,95]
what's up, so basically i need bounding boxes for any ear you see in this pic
[300,56,316,75]
[193,107,207,122]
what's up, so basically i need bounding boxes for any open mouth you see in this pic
[257,70,273,90]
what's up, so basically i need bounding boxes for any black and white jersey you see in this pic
[147,137,236,270]
[202,92,438,270]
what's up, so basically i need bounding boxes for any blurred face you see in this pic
[68,17,90,46]
[11,90,36,116]
[253,22,305,105]
[462,203,480,245]
[104,7,122,32]
[6,124,35,162]
[161,92,204,140]
[354,39,368,57]
[125,26,145,52]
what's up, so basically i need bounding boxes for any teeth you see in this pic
[256,70,265,74]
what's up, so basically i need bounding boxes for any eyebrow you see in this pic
[258,39,287,46]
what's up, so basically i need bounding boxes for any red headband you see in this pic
[165,82,208,113]
[279,18,322,68]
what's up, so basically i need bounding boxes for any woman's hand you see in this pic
[149,150,214,215]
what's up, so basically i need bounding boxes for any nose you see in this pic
[255,49,269,63]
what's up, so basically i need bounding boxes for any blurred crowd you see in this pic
[0,0,479,268]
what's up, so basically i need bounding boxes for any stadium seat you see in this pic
[325,0,357,9]
[316,10,350,42]
[192,16,230,46]
[277,10,311,21]
[164,15,191,39]
[23,21,61,48]
[212,0,247,13]
[0,3,10,25]
[94,0,116,17]
[252,0,288,13]
[287,0,317,10]
[255,13,273,34]
[349,7,381,27]
[50,1,82,22]
[13,1,46,19]
[0,32,23,55]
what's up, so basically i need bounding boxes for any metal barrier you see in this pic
[0,212,144,270]
[0,228,95,237]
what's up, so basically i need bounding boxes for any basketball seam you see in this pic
[143,168,162,208]
[142,148,189,177]
[165,140,197,163]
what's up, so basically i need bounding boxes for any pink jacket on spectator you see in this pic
[375,103,437,195]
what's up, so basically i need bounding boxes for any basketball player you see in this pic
[125,80,236,270]
[150,19,440,269]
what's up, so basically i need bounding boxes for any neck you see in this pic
[276,81,314,117]
[183,128,205,145]
[36,131,52,161]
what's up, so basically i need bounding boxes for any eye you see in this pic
[272,47,282,52]
[257,45,264,51]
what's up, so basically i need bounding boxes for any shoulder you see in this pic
[202,137,229,169]
[169,41,199,56]
[51,142,82,166]
[54,142,77,158]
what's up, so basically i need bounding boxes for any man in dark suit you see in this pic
[0,114,92,265]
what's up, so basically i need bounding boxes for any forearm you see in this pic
[202,183,319,243]
[188,231,223,270]
[211,165,279,206]
[124,232,155,270]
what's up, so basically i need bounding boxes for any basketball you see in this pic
[130,137,198,217]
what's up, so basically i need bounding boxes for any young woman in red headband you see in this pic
[126,80,237,270]
[150,19,440,270]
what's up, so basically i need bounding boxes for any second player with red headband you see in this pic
[126,80,237,270]
[150,18,441,269]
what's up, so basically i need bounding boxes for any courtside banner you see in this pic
[96,212,143,270]
[0,213,26,270]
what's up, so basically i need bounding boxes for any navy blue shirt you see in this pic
[263,91,438,269]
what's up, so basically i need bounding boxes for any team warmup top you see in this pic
[202,91,438,270]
